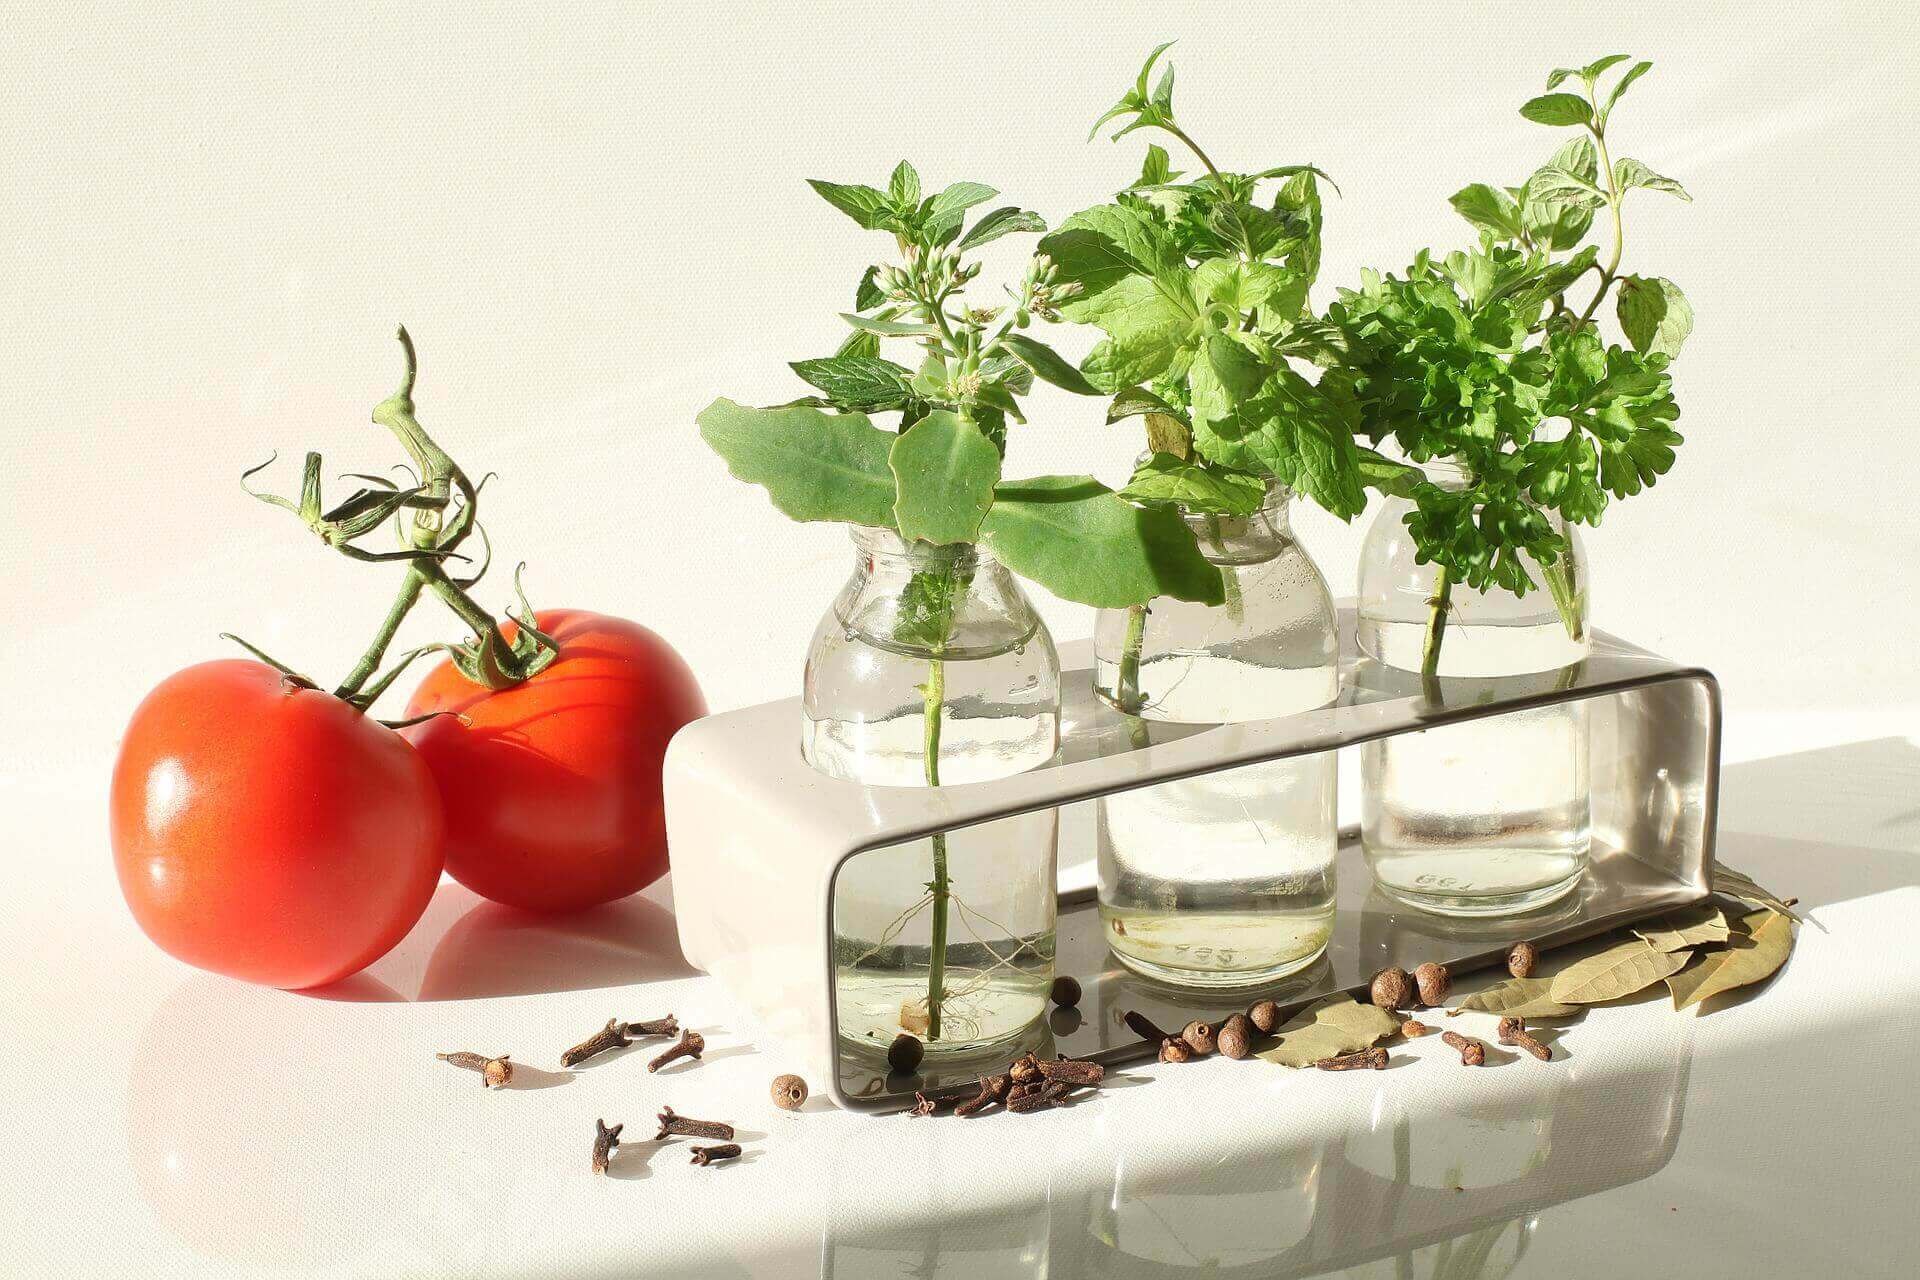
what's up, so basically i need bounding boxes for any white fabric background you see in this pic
[4,2,1915,792]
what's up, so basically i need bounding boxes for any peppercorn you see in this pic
[1508,941,1539,979]
[1247,1000,1281,1034]
[1401,1019,1434,1038]
[770,1074,809,1111]
[1181,1019,1216,1056]
[1050,975,1082,1008]
[886,1033,924,1074]
[1370,967,1416,1010]
[1414,962,1452,1008]
[1158,1037,1193,1064]
[1217,1013,1253,1060]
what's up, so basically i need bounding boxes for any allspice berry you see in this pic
[1158,1036,1193,1064]
[770,1074,809,1110]
[1508,941,1538,979]
[1370,967,1416,1010]
[1247,1000,1281,1034]
[1050,975,1082,1008]
[1181,1019,1217,1056]
[1414,961,1452,1008]
[1217,1013,1253,1060]
[887,1033,924,1074]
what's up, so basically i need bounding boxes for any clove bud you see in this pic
[435,1051,513,1088]
[648,1030,706,1073]
[689,1143,742,1167]
[622,1015,679,1039]
[1497,1017,1552,1061]
[655,1106,734,1142]
[1008,1081,1072,1113]
[591,1119,622,1175]
[1440,1030,1486,1066]
[562,1018,630,1068]
[908,1092,941,1117]
[1035,1057,1104,1087]
[1315,1047,1388,1071]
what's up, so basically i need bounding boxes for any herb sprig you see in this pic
[1332,56,1694,677]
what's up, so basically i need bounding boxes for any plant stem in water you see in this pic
[1116,604,1151,751]
[1539,548,1585,644]
[1421,563,1454,688]
[922,654,948,1041]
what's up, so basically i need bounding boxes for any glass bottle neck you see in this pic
[1182,485,1294,566]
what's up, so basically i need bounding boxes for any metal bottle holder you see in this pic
[666,607,1719,1110]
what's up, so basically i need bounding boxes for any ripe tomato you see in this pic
[404,609,706,913]
[111,660,444,989]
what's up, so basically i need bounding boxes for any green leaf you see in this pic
[1604,61,1654,118]
[1449,183,1525,240]
[1254,996,1401,1068]
[1634,901,1732,952]
[999,333,1103,396]
[697,398,896,527]
[1710,865,1802,922]
[840,313,941,338]
[789,355,913,409]
[1116,454,1266,515]
[1039,205,1196,385]
[1136,143,1179,187]
[887,410,1001,544]
[1106,385,1181,424]
[1613,157,1690,200]
[1522,139,1600,250]
[1616,276,1694,357]
[1457,976,1582,1019]
[854,265,885,311]
[836,327,881,360]
[1548,937,1691,1004]
[979,475,1224,607]
[1356,447,1422,497]
[1519,93,1594,127]
[956,206,1046,251]
[807,179,895,230]
[1666,908,1795,1010]
[925,181,998,243]
[887,160,921,209]
[1527,165,1606,208]
[1583,53,1632,81]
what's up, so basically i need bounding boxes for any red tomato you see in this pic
[111,660,444,989]
[404,609,706,913]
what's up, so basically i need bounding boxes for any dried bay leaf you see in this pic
[1634,901,1731,952]
[1548,937,1691,1004]
[1456,976,1582,1019]
[1711,864,1802,922]
[1256,995,1400,1068]
[1666,907,1796,1010]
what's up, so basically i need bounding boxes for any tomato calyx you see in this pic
[237,326,562,713]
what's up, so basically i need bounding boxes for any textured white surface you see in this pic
[5,2,1920,1276]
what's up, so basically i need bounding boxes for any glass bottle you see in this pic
[1090,484,1340,987]
[803,526,1061,1059]
[1357,459,1591,916]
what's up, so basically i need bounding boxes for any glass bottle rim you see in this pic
[847,524,988,570]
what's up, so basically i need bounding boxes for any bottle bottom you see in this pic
[1098,907,1333,989]
[1370,862,1586,918]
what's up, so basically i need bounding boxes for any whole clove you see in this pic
[655,1106,734,1142]
[648,1029,706,1073]
[562,1018,630,1068]
[1158,1036,1193,1064]
[1497,1017,1552,1061]
[689,1143,742,1167]
[1007,1082,1039,1103]
[908,1092,941,1117]
[1401,1019,1435,1038]
[770,1074,809,1111]
[591,1119,622,1175]
[1370,967,1416,1010]
[1440,1030,1486,1066]
[954,1081,999,1117]
[983,1073,1012,1101]
[1315,1047,1389,1071]
[622,1015,680,1039]
[1008,1081,1072,1113]
[1414,962,1453,1008]
[1036,1057,1105,1087]
[1007,1053,1043,1085]
[1124,1010,1172,1044]
[435,1051,513,1088]
[1217,1013,1253,1060]
[1247,1000,1281,1034]
[1507,941,1539,979]
[1050,975,1082,1008]
[887,1033,925,1074]
[1181,1020,1217,1056]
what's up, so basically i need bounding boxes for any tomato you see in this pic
[404,609,706,913]
[111,660,444,989]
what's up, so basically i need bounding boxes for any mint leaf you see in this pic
[1613,158,1690,200]
[888,410,1001,544]
[1000,333,1102,396]
[808,180,895,230]
[854,265,885,311]
[1582,54,1632,82]
[1527,166,1606,208]
[956,206,1046,250]
[1136,143,1180,187]
[1617,276,1694,357]
[789,355,913,409]
[1603,61,1653,120]
[1519,93,1594,127]
[1449,183,1525,240]
[1039,205,1197,385]
[925,181,998,243]
[840,313,941,337]
[1190,368,1367,519]
[1105,385,1181,424]
[887,160,921,209]
[980,475,1224,607]
[1116,453,1266,516]
[697,399,896,527]
[1522,138,1600,249]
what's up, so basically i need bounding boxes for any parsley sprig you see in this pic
[1332,55,1694,678]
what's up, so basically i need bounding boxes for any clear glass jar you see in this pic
[1358,459,1591,916]
[1090,485,1340,987]
[804,526,1061,1060]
